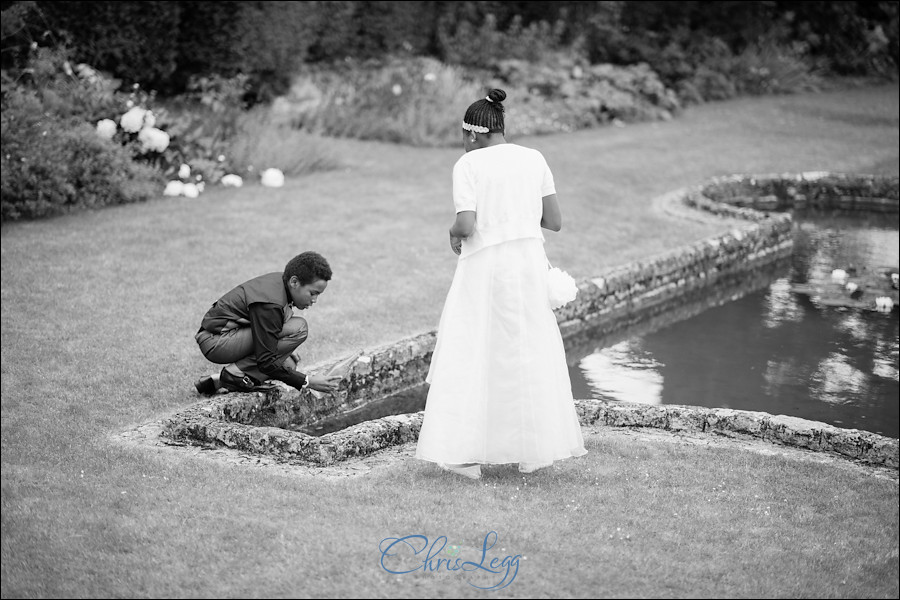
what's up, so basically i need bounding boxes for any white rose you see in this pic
[138,127,170,153]
[220,174,243,187]
[96,119,117,139]
[260,168,285,188]
[120,106,147,133]
[178,163,191,179]
[163,180,184,196]
[182,183,200,198]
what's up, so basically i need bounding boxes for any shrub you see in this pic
[260,54,684,146]
[729,40,824,96]
[227,107,339,179]
[492,56,681,132]
[1,88,161,221]
[437,13,568,69]
[281,56,485,147]
[37,0,181,92]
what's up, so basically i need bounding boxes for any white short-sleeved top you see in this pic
[453,143,556,258]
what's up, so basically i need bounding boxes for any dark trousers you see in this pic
[194,315,308,383]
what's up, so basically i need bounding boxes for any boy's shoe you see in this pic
[194,375,218,395]
[219,369,277,393]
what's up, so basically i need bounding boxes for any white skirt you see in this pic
[415,237,587,466]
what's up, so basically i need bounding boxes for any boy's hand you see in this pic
[307,375,342,393]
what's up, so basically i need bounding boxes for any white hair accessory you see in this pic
[485,95,493,103]
[462,121,489,134]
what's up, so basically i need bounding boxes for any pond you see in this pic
[299,209,898,440]
[570,209,899,438]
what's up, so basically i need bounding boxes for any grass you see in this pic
[2,83,899,598]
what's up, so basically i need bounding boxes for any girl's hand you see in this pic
[450,232,463,255]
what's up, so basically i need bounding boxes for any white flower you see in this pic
[423,72,436,82]
[182,183,200,198]
[261,168,285,188]
[178,163,191,180]
[120,106,148,133]
[143,111,156,129]
[137,127,170,152]
[96,119,117,139]
[75,63,98,82]
[197,181,205,192]
[845,282,858,293]
[830,269,847,282]
[218,154,226,162]
[875,297,894,313]
[548,267,578,309]
[163,180,184,196]
[892,273,899,286]
[391,84,402,96]
[220,174,243,187]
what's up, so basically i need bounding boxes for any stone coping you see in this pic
[159,398,898,469]
[574,399,898,469]
[157,172,899,470]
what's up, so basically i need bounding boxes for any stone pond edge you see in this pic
[157,172,899,470]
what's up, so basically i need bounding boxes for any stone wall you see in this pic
[574,399,899,469]
[161,172,899,468]
[160,395,899,468]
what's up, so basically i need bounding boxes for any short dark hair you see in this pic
[283,251,332,286]
[463,88,507,134]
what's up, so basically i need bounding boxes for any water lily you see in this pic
[178,163,191,180]
[220,174,243,187]
[163,180,184,196]
[261,168,285,188]
[830,269,847,282]
[845,282,858,293]
[96,119,117,139]
[875,297,894,313]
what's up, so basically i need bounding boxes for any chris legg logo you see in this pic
[379,530,520,590]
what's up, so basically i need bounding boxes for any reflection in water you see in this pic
[571,210,899,438]
[810,353,868,405]
[873,337,899,381]
[578,341,663,405]
[763,278,804,329]
[835,312,868,341]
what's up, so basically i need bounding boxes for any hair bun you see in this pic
[487,89,507,104]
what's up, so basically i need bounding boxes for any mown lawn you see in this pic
[2,83,898,598]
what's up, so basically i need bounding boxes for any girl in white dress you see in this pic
[415,89,587,479]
